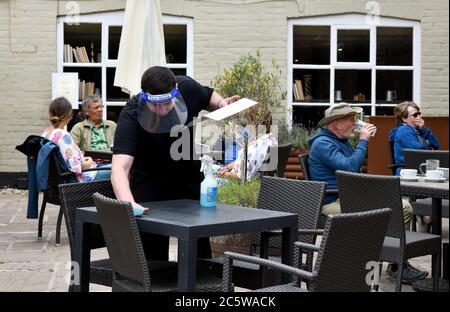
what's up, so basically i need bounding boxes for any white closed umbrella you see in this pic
[114,0,166,96]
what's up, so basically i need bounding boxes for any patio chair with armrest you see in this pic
[15,134,110,246]
[92,193,222,292]
[222,208,392,292]
[206,176,326,290]
[387,139,403,175]
[59,180,182,291]
[38,148,110,246]
[58,180,116,289]
[335,170,441,292]
[403,149,449,231]
[298,154,338,229]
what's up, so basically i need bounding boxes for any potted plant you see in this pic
[210,178,261,257]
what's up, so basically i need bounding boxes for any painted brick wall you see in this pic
[1,0,448,172]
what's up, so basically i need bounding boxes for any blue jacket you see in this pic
[16,136,74,218]
[389,124,440,175]
[308,128,369,204]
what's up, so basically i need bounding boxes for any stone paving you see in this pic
[0,190,447,292]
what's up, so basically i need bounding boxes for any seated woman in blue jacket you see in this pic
[389,101,440,176]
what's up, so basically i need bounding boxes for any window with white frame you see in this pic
[57,11,193,124]
[287,14,420,128]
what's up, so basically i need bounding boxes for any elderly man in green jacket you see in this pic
[70,95,117,152]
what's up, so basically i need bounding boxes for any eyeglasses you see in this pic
[409,112,421,118]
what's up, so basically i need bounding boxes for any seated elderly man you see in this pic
[70,95,117,152]
[308,102,426,284]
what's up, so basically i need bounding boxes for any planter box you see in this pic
[284,148,308,179]
[210,234,281,258]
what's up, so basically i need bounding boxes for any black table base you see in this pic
[412,278,449,293]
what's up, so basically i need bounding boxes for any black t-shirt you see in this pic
[113,76,213,202]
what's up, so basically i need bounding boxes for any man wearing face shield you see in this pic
[111,66,240,260]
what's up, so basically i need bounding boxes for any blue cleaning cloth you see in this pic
[132,206,145,217]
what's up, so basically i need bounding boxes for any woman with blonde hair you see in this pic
[389,101,440,175]
[42,97,111,182]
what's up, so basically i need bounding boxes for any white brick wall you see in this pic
[1,0,448,172]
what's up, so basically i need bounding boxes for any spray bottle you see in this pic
[200,155,217,207]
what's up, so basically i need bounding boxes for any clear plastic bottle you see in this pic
[199,155,217,207]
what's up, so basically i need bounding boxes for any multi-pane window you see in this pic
[57,11,193,123]
[288,14,420,127]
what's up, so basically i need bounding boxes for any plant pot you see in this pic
[209,234,252,258]
[209,234,282,258]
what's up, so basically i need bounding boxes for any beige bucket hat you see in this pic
[318,102,363,127]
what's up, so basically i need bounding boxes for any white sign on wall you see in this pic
[52,72,79,109]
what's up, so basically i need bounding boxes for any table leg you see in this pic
[177,238,197,292]
[73,221,91,292]
[431,198,442,277]
[281,226,297,284]
[412,198,447,292]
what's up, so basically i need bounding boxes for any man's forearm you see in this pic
[206,91,224,111]
[111,169,136,205]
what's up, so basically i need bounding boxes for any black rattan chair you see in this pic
[222,208,392,292]
[207,176,326,290]
[59,180,117,289]
[298,154,338,229]
[92,193,222,292]
[39,148,110,246]
[403,149,449,231]
[387,140,403,175]
[335,170,441,292]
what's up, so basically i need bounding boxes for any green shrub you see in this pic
[211,50,286,130]
[217,178,261,208]
[277,123,317,150]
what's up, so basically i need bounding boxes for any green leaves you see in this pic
[217,178,261,208]
[211,50,286,129]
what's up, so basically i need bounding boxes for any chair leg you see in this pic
[411,215,417,232]
[55,206,64,246]
[396,261,403,292]
[38,194,47,240]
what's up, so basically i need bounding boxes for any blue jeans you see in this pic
[92,163,111,181]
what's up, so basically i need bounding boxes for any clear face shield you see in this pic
[137,87,188,134]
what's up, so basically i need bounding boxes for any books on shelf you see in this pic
[65,44,90,63]
[63,44,73,63]
[294,79,305,101]
[293,83,299,101]
[78,79,95,100]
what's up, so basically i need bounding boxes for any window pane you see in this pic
[64,23,101,62]
[293,26,330,65]
[376,106,395,116]
[164,25,187,63]
[108,26,122,60]
[377,27,412,66]
[337,29,370,62]
[293,69,330,102]
[335,70,371,103]
[169,68,187,76]
[106,68,130,102]
[106,106,124,123]
[376,70,413,103]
